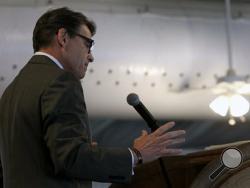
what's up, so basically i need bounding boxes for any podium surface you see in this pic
[111,148,223,188]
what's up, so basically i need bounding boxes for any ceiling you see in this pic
[0,0,248,19]
[0,0,250,121]
[1,0,250,161]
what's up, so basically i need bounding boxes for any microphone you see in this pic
[127,93,173,188]
[127,93,159,132]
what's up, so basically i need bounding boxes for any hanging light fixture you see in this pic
[209,94,249,116]
[209,0,250,123]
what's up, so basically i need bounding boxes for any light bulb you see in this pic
[209,95,229,116]
[229,94,250,117]
[228,117,236,126]
[240,116,246,123]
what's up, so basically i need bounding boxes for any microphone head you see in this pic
[127,93,140,106]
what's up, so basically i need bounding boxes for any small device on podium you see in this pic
[209,148,243,181]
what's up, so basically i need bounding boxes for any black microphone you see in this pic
[127,93,159,132]
[127,93,172,188]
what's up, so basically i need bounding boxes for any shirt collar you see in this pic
[34,51,64,69]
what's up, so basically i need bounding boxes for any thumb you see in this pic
[141,130,148,136]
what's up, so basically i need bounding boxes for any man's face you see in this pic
[63,25,94,79]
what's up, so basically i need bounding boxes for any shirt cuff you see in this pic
[128,148,135,175]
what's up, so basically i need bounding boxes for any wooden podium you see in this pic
[111,148,223,188]
[112,142,250,188]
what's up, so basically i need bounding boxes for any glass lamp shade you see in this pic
[209,95,229,116]
[209,94,250,117]
[229,94,250,117]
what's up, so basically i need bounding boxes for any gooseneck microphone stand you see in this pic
[150,123,172,188]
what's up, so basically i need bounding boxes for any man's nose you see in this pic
[88,52,94,63]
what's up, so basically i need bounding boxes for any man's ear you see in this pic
[56,28,68,47]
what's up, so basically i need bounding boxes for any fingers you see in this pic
[153,121,175,137]
[133,122,186,163]
[157,130,186,142]
[159,137,185,147]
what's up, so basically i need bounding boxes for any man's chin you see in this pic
[80,72,86,79]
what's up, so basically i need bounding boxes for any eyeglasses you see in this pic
[75,33,95,53]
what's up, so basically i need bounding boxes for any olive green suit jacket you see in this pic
[0,55,132,188]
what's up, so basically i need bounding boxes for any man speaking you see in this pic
[0,7,185,188]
